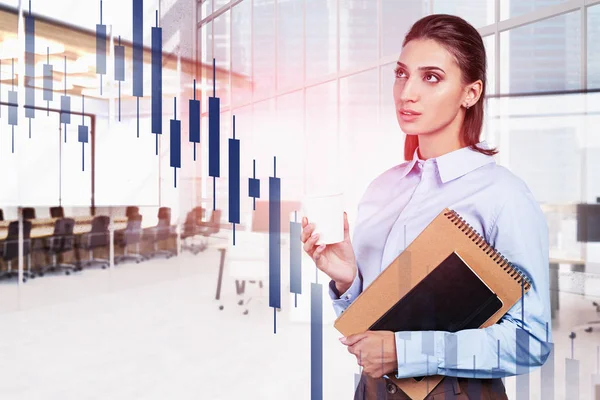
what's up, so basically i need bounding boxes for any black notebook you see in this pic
[370,251,503,333]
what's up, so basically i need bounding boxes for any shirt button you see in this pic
[386,382,398,394]
[345,294,352,299]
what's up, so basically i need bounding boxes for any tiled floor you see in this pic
[0,248,599,399]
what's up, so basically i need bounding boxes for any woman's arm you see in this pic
[328,267,363,316]
[391,189,553,379]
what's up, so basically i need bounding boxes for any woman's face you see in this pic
[393,38,472,137]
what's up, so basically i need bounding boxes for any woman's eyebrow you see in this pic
[396,62,446,74]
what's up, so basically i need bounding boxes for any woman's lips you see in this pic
[398,110,421,122]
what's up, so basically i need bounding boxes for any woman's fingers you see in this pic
[313,244,326,262]
[300,223,315,243]
[303,232,320,255]
[300,219,327,268]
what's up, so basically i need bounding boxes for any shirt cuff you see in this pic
[328,271,361,316]
[394,331,441,379]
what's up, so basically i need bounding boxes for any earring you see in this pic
[465,103,470,110]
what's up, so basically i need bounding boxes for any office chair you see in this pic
[192,206,204,223]
[126,206,140,219]
[181,207,206,254]
[148,207,176,259]
[22,208,36,220]
[191,209,225,253]
[37,218,77,276]
[0,220,34,282]
[114,215,146,264]
[197,209,223,247]
[50,206,65,218]
[76,215,110,270]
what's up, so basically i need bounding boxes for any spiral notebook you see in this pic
[333,208,531,400]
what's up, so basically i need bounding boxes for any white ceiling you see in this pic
[0,0,160,44]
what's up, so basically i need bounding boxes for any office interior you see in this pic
[0,0,600,399]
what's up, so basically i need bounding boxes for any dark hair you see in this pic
[402,14,498,160]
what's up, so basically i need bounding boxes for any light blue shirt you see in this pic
[329,141,552,379]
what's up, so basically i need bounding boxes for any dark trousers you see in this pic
[354,374,509,400]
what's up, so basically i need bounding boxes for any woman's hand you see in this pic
[341,331,398,379]
[301,212,357,293]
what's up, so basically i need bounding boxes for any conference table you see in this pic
[0,216,130,239]
[0,216,176,276]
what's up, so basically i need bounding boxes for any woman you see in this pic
[301,14,551,400]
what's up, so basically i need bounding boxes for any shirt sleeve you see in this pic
[393,189,553,379]
[328,268,363,317]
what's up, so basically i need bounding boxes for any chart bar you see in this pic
[43,63,53,101]
[566,358,580,400]
[290,218,302,296]
[8,91,17,126]
[228,127,240,226]
[78,95,88,171]
[132,0,143,97]
[189,79,200,160]
[208,97,221,177]
[269,161,281,311]
[311,282,323,400]
[541,341,555,400]
[25,11,35,120]
[170,98,181,188]
[151,15,162,137]
[515,328,530,400]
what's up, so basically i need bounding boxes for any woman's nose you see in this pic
[398,79,419,103]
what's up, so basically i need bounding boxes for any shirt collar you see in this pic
[398,151,421,180]
[400,141,496,183]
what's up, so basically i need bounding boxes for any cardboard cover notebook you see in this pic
[334,208,531,400]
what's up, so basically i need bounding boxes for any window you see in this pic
[588,4,600,89]
[253,0,276,99]
[305,81,338,194]
[201,0,213,20]
[306,0,337,81]
[433,0,494,29]
[214,0,231,11]
[214,11,231,107]
[202,21,214,103]
[483,35,496,95]
[381,0,426,59]
[501,0,569,21]
[232,0,252,106]
[277,0,304,93]
[487,93,587,204]
[231,105,254,215]
[500,11,581,93]
[339,0,378,71]
[340,68,385,201]
[276,90,305,199]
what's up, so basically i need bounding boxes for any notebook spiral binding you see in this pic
[444,209,532,291]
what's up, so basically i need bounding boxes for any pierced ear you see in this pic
[465,80,483,106]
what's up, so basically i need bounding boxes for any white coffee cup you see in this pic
[303,193,344,245]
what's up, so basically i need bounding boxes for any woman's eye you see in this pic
[395,69,406,78]
[425,74,439,83]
